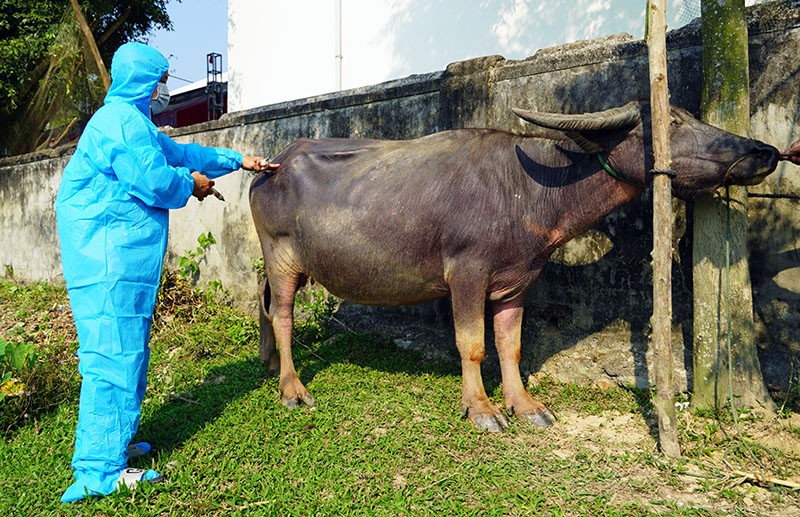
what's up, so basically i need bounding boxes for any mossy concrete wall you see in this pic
[1,1,799,392]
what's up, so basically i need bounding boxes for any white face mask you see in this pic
[150,82,170,115]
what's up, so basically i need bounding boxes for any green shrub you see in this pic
[293,286,338,344]
[178,232,217,281]
[0,281,79,435]
[0,337,37,400]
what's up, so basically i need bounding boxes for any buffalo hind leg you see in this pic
[269,272,315,408]
[493,298,555,426]
[258,278,280,376]
[449,274,509,432]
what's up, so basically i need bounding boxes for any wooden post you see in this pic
[70,0,110,91]
[646,0,680,458]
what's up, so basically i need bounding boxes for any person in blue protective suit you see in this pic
[56,42,277,503]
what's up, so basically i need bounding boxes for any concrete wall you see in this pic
[2,1,799,391]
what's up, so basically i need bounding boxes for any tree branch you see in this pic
[69,0,110,91]
[97,4,133,47]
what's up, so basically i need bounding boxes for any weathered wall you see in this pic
[1,1,799,392]
[0,148,71,282]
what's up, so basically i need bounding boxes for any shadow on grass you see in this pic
[134,328,475,456]
[291,328,503,406]
[305,332,457,377]
[135,358,268,455]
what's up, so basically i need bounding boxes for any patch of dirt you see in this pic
[531,409,800,516]
[747,413,800,456]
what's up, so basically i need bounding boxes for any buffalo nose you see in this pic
[754,142,780,168]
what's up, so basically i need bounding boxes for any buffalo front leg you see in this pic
[269,273,315,408]
[449,276,509,432]
[493,298,555,426]
[258,278,280,376]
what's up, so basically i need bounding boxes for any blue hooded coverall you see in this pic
[56,42,243,502]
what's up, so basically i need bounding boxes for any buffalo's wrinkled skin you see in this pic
[249,101,778,431]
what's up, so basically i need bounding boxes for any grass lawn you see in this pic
[1,276,799,515]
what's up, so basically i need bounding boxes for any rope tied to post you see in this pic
[650,168,676,178]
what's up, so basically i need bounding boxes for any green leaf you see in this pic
[197,232,216,248]
[178,256,199,278]
[9,342,35,370]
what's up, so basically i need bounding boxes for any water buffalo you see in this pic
[249,100,778,431]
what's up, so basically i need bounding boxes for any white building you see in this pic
[226,0,753,113]
[228,0,408,111]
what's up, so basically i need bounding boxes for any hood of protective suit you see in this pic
[106,42,169,116]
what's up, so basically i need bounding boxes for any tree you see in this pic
[0,0,173,156]
[693,0,775,412]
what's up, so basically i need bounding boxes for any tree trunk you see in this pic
[70,0,110,91]
[693,0,775,412]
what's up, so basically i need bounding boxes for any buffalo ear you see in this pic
[564,131,604,153]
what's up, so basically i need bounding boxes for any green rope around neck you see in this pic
[596,153,641,187]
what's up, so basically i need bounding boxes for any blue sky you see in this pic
[147,0,229,91]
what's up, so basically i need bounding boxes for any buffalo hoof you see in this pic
[470,412,510,432]
[282,393,316,409]
[520,408,557,427]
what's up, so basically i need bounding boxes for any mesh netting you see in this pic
[672,0,774,29]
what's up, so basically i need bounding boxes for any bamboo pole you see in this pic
[70,0,110,91]
[646,0,681,458]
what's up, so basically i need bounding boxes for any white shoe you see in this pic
[117,468,163,489]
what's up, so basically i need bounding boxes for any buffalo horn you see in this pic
[512,102,641,132]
